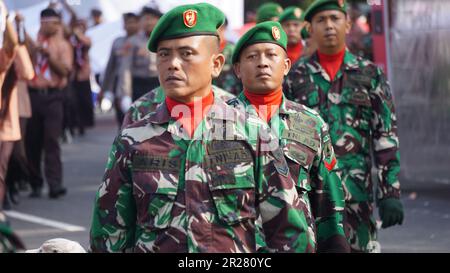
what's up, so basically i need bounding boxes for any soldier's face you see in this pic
[157,35,225,102]
[281,20,303,45]
[234,43,291,94]
[310,10,350,53]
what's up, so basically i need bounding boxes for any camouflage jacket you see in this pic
[231,93,349,252]
[0,214,25,253]
[90,90,315,253]
[122,85,235,129]
[212,42,242,96]
[283,50,401,204]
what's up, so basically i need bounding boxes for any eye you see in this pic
[246,54,256,60]
[182,51,193,57]
[158,51,169,57]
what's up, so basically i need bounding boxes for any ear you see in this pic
[233,63,242,79]
[345,15,352,34]
[283,55,291,76]
[211,53,225,78]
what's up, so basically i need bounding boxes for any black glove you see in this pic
[378,198,404,228]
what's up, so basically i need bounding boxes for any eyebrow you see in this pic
[157,46,196,52]
[316,13,342,20]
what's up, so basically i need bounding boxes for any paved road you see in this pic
[5,112,450,252]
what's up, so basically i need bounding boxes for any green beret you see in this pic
[301,27,310,40]
[303,0,348,22]
[232,21,287,64]
[147,3,225,52]
[278,6,303,23]
[256,2,283,23]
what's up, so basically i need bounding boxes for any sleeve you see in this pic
[370,68,401,202]
[256,125,315,253]
[89,136,136,252]
[115,39,134,98]
[310,122,350,253]
[101,40,117,92]
[14,45,34,81]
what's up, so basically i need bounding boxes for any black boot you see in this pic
[29,187,42,198]
[49,187,67,199]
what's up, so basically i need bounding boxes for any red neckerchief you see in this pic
[287,42,303,64]
[317,48,346,81]
[165,91,214,137]
[244,87,283,122]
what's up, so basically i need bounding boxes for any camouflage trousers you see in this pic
[344,201,380,253]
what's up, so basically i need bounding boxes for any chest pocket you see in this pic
[132,154,180,230]
[340,74,373,131]
[282,115,319,192]
[204,141,256,225]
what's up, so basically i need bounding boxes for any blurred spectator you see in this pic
[70,18,94,135]
[121,6,162,103]
[0,4,34,209]
[20,8,73,199]
[346,5,372,59]
[89,8,103,29]
[100,12,139,128]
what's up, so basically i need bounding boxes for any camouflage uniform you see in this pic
[90,89,315,253]
[0,213,25,253]
[122,85,235,128]
[230,93,349,252]
[212,42,242,96]
[283,50,401,252]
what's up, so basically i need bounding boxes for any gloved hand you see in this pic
[378,198,404,228]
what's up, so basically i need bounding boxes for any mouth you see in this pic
[324,33,337,39]
[256,72,271,79]
[165,75,184,83]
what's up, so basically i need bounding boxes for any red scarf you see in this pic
[244,87,283,122]
[287,42,303,64]
[165,91,214,137]
[220,39,227,52]
[317,48,346,81]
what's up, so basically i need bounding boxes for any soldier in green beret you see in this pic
[279,6,306,64]
[91,2,313,253]
[256,2,283,23]
[284,0,404,253]
[229,21,349,252]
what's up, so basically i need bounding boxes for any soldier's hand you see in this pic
[378,198,404,228]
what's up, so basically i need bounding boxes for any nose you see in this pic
[168,55,181,71]
[324,18,333,30]
[257,54,269,69]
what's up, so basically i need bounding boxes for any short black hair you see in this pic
[40,8,61,19]
[140,6,163,18]
[123,12,139,20]
[91,8,102,17]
